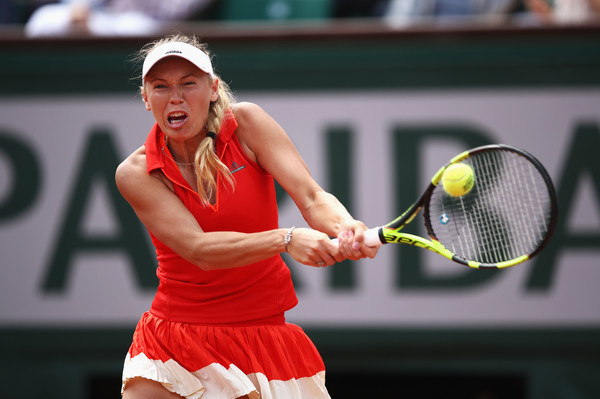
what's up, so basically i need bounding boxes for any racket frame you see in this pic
[372,144,558,269]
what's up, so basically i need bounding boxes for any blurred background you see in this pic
[1,1,600,398]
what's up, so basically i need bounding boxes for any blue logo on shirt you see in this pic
[231,162,246,174]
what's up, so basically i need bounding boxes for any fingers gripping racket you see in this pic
[352,144,558,269]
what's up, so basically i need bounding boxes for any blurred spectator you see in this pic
[334,0,600,24]
[25,0,216,36]
[523,0,600,23]
[384,0,519,21]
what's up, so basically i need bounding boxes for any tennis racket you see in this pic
[345,144,558,269]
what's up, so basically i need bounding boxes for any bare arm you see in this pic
[115,146,289,270]
[233,102,378,262]
[523,0,554,22]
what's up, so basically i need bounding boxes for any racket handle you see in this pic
[331,227,382,248]
[364,227,383,247]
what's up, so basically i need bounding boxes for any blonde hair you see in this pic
[139,34,236,206]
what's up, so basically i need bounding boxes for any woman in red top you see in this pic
[117,33,378,399]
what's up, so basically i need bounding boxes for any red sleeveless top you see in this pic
[144,111,298,325]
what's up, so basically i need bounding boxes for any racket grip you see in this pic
[331,227,382,248]
[364,228,383,247]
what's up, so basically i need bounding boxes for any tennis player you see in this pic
[116,33,378,399]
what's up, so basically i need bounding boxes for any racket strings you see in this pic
[439,152,511,263]
[429,149,553,264]
[471,151,513,262]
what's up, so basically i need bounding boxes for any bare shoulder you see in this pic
[232,101,266,124]
[231,101,306,177]
[115,146,157,197]
[232,102,284,135]
[115,147,147,186]
[231,102,279,165]
[232,101,287,146]
[116,146,174,202]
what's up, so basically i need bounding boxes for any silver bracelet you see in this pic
[284,226,296,252]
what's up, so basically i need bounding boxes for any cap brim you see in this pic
[142,42,215,80]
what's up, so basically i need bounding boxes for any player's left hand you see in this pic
[336,219,379,261]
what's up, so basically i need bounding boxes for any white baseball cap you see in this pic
[142,41,215,80]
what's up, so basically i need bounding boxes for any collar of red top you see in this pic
[145,108,238,174]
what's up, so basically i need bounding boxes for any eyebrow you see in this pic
[180,73,200,81]
[148,72,199,82]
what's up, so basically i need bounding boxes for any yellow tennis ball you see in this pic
[442,163,475,197]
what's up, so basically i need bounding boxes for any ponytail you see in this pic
[194,76,235,206]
